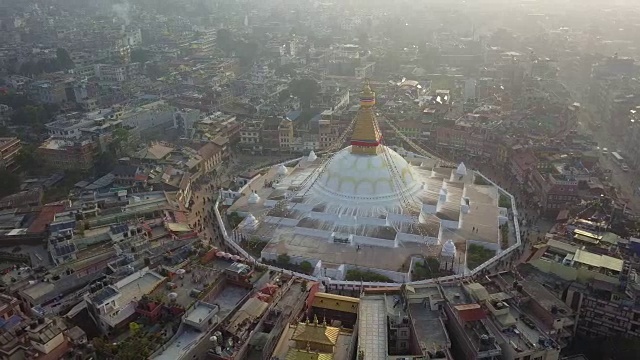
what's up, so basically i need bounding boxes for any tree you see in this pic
[0,169,20,198]
[299,261,313,274]
[16,145,46,176]
[130,48,150,63]
[56,48,74,69]
[357,31,369,49]
[288,78,320,109]
[216,28,235,55]
[145,63,167,80]
[237,40,259,67]
[278,89,291,102]
[94,151,117,177]
[112,127,133,156]
[276,253,291,266]
[276,63,297,78]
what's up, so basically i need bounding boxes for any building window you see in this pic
[400,341,407,349]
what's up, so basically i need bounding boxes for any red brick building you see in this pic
[37,138,96,171]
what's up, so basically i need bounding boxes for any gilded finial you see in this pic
[362,78,373,95]
[322,316,327,326]
[313,314,319,325]
[351,79,381,155]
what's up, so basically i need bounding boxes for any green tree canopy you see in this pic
[16,145,46,176]
[56,48,75,69]
[288,78,320,109]
[276,253,291,266]
[216,28,235,55]
[130,48,150,63]
[236,40,259,67]
[299,260,313,274]
[0,169,20,198]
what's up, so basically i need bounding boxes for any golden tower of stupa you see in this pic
[350,81,383,155]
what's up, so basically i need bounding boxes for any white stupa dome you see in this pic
[308,146,422,207]
[441,239,456,256]
[245,214,257,226]
[456,162,467,176]
[276,164,288,176]
[247,192,260,204]
[308,150,317,162]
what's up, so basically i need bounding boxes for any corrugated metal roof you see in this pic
[573,249,623,272]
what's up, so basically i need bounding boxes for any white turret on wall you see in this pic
[276,164,288,176]
[240,214,259,231]
[308,150,317,162]
[436,188,448,213]
[453,162,467,181]
[461,197,470,214]
[440,239,457,271]
[247,191,260,204]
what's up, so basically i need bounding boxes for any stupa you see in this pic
[226,81,508,281]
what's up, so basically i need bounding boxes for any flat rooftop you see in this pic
[185,302,218,325]
[211,285,250,318]
[358,296,388,359]
[152,327,205,360]
[518,278,573,316]
[409,303,449,351]
[106,271,165,324]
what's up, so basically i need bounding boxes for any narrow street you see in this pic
[577,112,640,213]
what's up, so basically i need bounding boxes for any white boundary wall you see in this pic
[213,161,522,289]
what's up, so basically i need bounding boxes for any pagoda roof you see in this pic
[292,321,340,346]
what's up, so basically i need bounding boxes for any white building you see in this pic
[120,101,177,135]
[86,268,165,333]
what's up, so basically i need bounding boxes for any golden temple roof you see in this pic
[350,81,382,155]
[286,349,334,360]
[312,293,360,314]
[292,320,340,346]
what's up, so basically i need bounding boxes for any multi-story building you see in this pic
[28,80,68,105]
[510,150,538,184]
[239,121,262,150]
[194,142,224,174]
[37,138,96,171]
[467,279,562,360]
[563,270,640,338]
[530,171,580,215]
[318,115,340,150]
[440,283,502,360]
[279,118,294,151]
[485,271,576,348]
[119,101,177,135]
[519,242,640,340]
[0,318,69,360]
[0,137,21,172]
[0,294,22,321]
[193,112,240,143]
[358,285,454,360]
[85,268,165,334]
[45,111,122,140]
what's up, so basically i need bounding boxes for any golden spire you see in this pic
[351,80,382,155]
